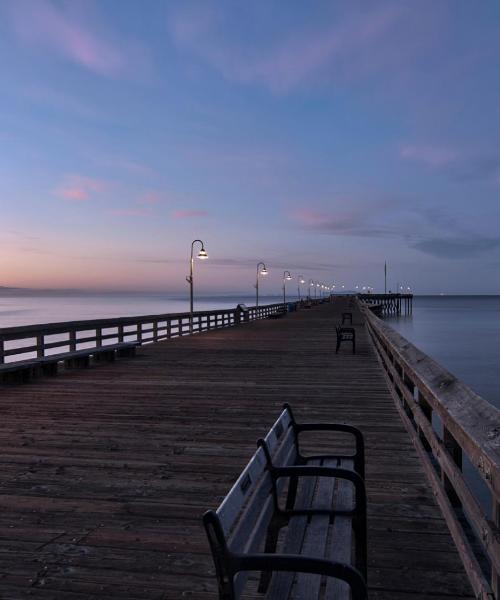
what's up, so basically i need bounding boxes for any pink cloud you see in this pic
[56,175,108,201]
[7,0,150,78]
[138,192,161,205]
[171,209,209,219]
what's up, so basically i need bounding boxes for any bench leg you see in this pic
[41,363,58,376]
[336,338,341,353]
[65,356,90,369]
[117,346,136,358]
[94,350,115,363]
[352,335,356,355]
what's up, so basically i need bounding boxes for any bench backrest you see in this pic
[213,407,296,597]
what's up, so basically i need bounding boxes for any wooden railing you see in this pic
[0,302,285,364]
[360,302,500,600]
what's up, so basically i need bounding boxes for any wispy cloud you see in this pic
[55,175,108,201]
[6,0,151,78]
[167,3,430,93]
[110,208,152,218]
[412,236,500,259]
[400,145,457,169]
[290,202,405,238]
[171,209,209,219]
[138,192,162,205]
[400,143,500,183]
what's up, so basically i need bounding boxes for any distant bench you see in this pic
[0,342,139,384]
[203,404,367,599]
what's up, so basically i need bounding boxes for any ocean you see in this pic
[2,291,498,411]
[386,295,500,410]
[0,289,284,328]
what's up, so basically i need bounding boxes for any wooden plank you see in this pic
[0,300,474,599]
[265,460,319,599]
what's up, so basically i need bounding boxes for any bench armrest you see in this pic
[294,422,365,478]
[234,554,367,600]
[272,465,366,518]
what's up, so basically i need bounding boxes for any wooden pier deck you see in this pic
[0,301,473,599]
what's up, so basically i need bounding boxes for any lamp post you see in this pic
[186,239,208,333]
[283,270,292,307]
[255,262,268,307]
[297,275,305,300]
[309,279,315,300]
[315,282,319,299]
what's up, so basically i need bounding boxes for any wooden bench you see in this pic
[342,312,353,325]
[0,342,139,384]
[203,404,367,599]
[336,326,356,354]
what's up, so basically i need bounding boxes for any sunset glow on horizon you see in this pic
[2,1,500,294]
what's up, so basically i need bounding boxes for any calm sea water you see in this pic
[0,290,285,328]
[386,295,500,410]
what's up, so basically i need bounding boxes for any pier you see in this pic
[0,298,497,599]
[358,294,413,316]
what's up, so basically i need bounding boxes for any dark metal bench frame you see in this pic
[342,312,353,325]
[336,326,356,354]
[203,404,367,600]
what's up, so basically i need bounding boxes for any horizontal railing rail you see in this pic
[0,302,286,364]
[360,300,500,600]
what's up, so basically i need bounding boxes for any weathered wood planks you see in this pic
[0,300,473,599]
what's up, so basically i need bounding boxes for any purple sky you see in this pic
[1,0,500,294]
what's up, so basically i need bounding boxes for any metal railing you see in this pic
[360,301,500,600]
[0,302,286,364]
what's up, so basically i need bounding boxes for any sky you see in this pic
[1,0,500,294]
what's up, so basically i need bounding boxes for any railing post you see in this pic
[96,328,102,348]
[167,319,172,339]
[0,338,5,364]
[493,499,500,598]
[418,390,432,452]
[37,334,44,358]
[69,330,77,352]
[442,427,462,507]
[118,325,124,343]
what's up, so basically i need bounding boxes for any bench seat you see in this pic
[0,342,139,383]
[203,405,367,600]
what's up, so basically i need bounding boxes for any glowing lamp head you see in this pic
[300,278,305,284]
[286,274,292,281]
[197,248,208,260]
[261,267,268,276]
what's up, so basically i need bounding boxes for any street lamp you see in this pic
[255,262,268,307]
[283,270,292,307]
[186,239,208,333]
[297,275,305,300]
[309,279,315,300]
[315,282,320,299]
